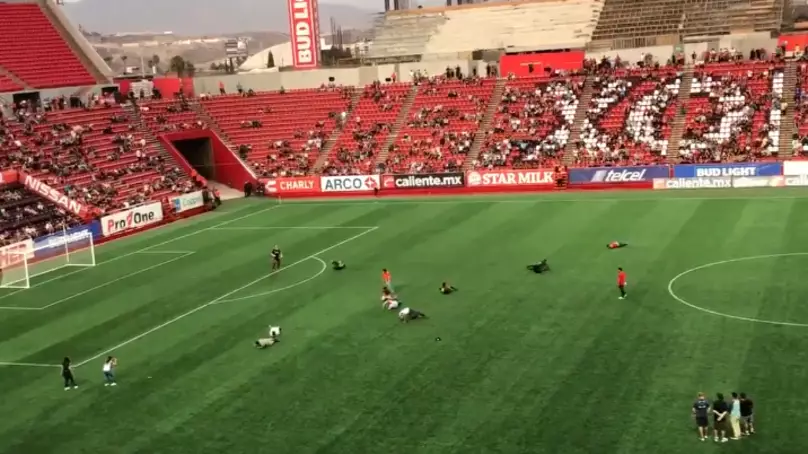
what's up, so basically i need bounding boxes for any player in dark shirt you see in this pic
[526,259,550,274]
[332,260,346,270]
[692,392,711,440]
[271,245,282,271]
[712,393,730,442]
[607,241,627,249]
[739,393,755,435]
[61,356,78,390]
[439,282,457,294]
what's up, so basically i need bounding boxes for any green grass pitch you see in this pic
[2,189,808,454]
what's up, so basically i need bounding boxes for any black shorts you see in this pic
[696,416,708,428]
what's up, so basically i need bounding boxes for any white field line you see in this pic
[211,257,328,305]
[210,226,377,230]
[0,306,40,311]
[37,252,195,310]
[279,194,808,207]
[0,361,60,368]
[74,227,379,368]
[0,204,283,301]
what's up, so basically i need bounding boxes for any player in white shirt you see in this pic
[255,326,281,349]
[398,307,427,323]
[102,356,117,386]
[381,287,399,310]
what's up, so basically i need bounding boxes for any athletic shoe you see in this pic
[73,386,78,389]
[104,383,109,387]
[64,387,70,391]
[721,438,728,443]
[110,383,117,387]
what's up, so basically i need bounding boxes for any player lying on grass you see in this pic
[398,307,427,323]
[332,260,346,270]
[440,282,457,294]
[608,241,628,249]
[255,326,282,349]
[381,287,400,310]
[527,259,550,274]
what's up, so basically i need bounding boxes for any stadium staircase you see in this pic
[665,65,694,162]
[0,66,26,92]
[562,77,595,165]
[464,77,506,170]
[374,84,419,167]
[191,100,235,148]
[38,0,107,84]
[778,59,798,158]
[313,88,361,172]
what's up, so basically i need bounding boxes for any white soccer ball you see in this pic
[269,326,281,337]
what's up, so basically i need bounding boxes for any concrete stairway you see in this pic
[562,77,595,166]
[463,77,506,170]
[373,84,419,167]
[665,65,694,163]
[210,181,243,199]
[313,88,361,172]
[0,65,29,91]
[778,60,797,159]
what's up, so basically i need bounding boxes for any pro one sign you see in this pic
[320,175,380,192]
[101,202,163,236]
[288,0,321,69]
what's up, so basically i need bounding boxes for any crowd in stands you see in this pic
[679,56,784,163]
[0,184,81,246]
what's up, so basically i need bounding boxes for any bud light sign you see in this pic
[673,163,781,178]
[568,166,669,185]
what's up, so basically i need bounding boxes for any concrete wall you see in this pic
[195,65,398,94]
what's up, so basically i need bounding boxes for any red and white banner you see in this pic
[0,239,33,269]
[0,170,17,185]
[101,202,163,237]
[465,169,555,187]
[262,176,320,194]
[321,175,379,192]
[21,173,91,219]
[288,0,321,69]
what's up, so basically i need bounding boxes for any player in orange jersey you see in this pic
[382,268,393,291]
[607,241,627,249]
[617,267,627,299]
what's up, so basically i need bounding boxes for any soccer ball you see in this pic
[268,326,281,337]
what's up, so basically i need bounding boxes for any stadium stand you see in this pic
[370,0,601,59]
[322,82,411,175]
[0,74,23,93]
[0,103,198,215]
[0,2,96,89]
[678,58,784,162]
[385,76,494,174]
[200,88,352,178]
[574,64,681,166]
[590,0,784,50]
[475,75,582,169]
[0,183,82,246]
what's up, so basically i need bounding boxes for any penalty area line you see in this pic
[74,226,379,368]
[210,226,378,230]
[0,361,60,368]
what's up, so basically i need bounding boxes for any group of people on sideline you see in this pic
[692,392,755,442]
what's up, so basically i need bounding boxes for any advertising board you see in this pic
[22,173,90,219]
[382,173,464,189]
[465,169,555,188]
[672,163,781,178]
[653,177,733,190]
[568,166,668,184]
[171,191,204,213]
[732,176,784,189]
[101,203,163,237]
[262,177,320,194]
[320,175,380,192]
[783,160,808,176]
[32,222,101,259]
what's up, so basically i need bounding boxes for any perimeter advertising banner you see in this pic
[653,177,733,190]
[381,173,464,190]
[171,191,204,213]
[320,175,380,192]
[785,175,808,187]
[783,160,808,176]
[465,168,555,188]
[101,202,163,237]
[568,166,669,184]
[32,222,102,260]
[262,176,320,194]
[673,163,782,178]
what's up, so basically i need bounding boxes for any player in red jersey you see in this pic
[382,269,393,291]
[617,267,627,299]
[607,241,627,249]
